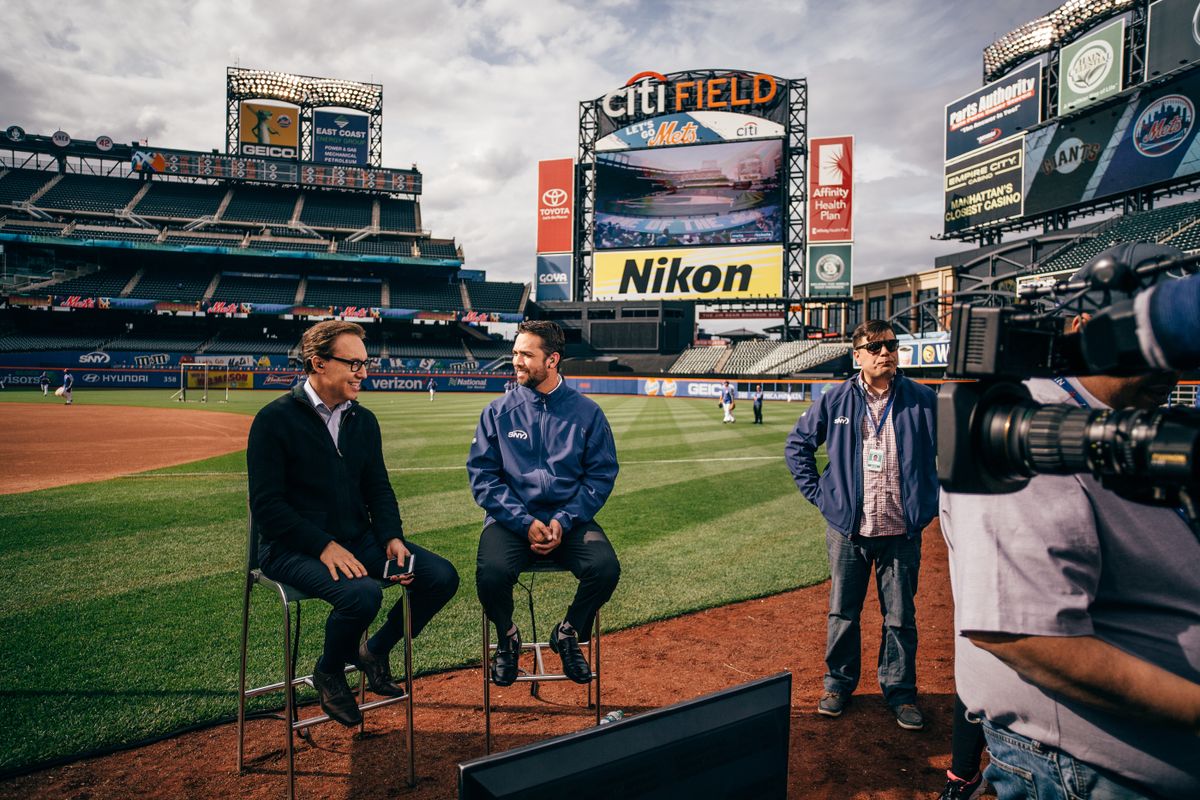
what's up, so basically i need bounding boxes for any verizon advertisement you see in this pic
[536,158,574,254]
[808,136,853,242]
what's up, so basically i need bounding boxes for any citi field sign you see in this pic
[594,69,790,139]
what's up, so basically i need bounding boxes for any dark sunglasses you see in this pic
[854,338,900,355]
[325,355,368,372]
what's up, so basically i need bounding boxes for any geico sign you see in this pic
[538,272,568,284]
[621,255,752,295]
[603,71,778,120]
[241,144,298,158]
[687,383,725,398]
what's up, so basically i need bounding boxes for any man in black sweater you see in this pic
[247,321,459,726]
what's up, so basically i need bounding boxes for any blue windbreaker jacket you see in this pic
[467,379,618,535]
[784,374,937,539]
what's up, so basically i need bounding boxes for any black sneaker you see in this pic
[491,627,521,687]
[311,663,362,727]
[354,640,406,697]
[817,690,848,717]
[937,770,986,800]
[548,621,592,684]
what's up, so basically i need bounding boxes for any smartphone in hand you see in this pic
[383,553,415,581]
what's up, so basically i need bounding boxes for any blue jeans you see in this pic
[823,527,920,706]
[983,721,1158,800]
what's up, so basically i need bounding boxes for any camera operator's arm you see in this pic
[969,632,1200,735]
[783,394,828,505]
[1139,274,1200,370]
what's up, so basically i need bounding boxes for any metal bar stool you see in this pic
[236,513,415,799]
[481,557,602,754]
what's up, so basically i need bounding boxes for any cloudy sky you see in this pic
[2,0,1051,291]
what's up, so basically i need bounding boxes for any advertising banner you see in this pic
[595,139,783,249]
[536,254,572,302]
[1146,0,1200,78]
[536,158,574,253]
[595,71,789,139]
[238,101,300,159]
[1059,19,1125,115]
[808,136,853,242]
[943,138,1024,234]
[593,244,783,301]
[1024,68,1200,216]
[596,111,785,151]
[806,243,853,297]
[944,61,1041,162]
[314,110,368,166]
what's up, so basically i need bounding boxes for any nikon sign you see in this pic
[592,245,782,300]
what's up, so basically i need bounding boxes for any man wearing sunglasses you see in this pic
[785,320,938,731]
[248,320,460,727]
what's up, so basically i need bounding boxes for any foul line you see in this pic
[126,455,780,479]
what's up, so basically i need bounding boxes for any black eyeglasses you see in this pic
[854,338,900,355]
[325,355,368,372]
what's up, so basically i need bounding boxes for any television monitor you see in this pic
[458,672,791,800]
[595,139,784,250]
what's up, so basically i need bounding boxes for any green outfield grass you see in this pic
[0,388,828,774]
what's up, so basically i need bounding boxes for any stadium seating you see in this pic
[0,331,112,351]
[0,168,55,204]
[388,343,469,358]
[416,239,458,259]
[0,220,66,236]
[466,341,514,359]
[36,174,142,214]
[163,233,244,249]
[299,191,372,230]
[1035,200,1200,274]
[68,227,159,243]
[336,238,415,256]
[379,198,418,232]
[668,345,727,374]
[245,237,331,253]
[209,273,301,305]
[222,186,298,225]
[772,342,848,373]
[207,332,295,354]
[134,182,226,219]
[720,340,777,374]
[302,277,382,307]
[43,265,140,297]
[466,281,524,313]
[105,332,211,351]
[126,271,214,302]
[389,279,463,310]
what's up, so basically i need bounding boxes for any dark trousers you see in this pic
[475,521,620,640]
[753,402,763,423]
[824,526,920,706]
[261,537,459,670]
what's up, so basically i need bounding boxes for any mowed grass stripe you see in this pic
[0,391,829,773]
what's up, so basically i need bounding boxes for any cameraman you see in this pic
[940,246,1200,800]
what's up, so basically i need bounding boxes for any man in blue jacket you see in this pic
[468,320,621,686]
[784,320,937,731]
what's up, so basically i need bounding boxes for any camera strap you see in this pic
[1053,377,1091,409]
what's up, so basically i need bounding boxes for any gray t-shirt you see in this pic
[941,377,1200,797]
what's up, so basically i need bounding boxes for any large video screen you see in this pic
[595,139,784,249]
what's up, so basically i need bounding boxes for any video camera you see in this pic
[937,243,1200,531]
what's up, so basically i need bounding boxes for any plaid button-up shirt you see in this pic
[858,374,905,537]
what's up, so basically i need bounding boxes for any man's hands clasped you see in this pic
[528,518,564,555]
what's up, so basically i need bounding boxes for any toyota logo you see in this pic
[542,188,568,207]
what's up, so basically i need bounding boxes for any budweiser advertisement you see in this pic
[808,136,853,242]
[536,158,574,253]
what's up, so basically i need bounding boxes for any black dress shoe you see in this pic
[354,640,406,697]
[311,663,362,727]
[491,627,521,687]
[549,621,592,684]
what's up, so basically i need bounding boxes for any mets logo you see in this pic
[644,378,660,396]
[507,430,529,440]
[1133,95,1194,157]
[662,379,677,397]
[542,188,568,207]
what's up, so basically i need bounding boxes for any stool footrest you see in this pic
[291,692,411,732]
[242,663,369,699]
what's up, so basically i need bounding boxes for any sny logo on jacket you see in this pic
[833,416,850,424]
[507,430,529,440]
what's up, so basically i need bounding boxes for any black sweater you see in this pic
[247,383,404,558]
